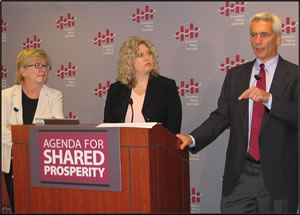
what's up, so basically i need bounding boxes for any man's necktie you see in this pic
[248,64,266,161]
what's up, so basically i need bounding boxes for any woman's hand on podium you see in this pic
[6,125,12,131]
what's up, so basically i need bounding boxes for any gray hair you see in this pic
[249,12,282,35]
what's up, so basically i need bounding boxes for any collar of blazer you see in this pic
[12,84,23,112]
[269,55,290,96]
[142,75,158,108]
[120,76,158,106]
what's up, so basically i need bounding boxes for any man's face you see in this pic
[250,20,281,63]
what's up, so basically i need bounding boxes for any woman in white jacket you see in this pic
[1,48,64,212]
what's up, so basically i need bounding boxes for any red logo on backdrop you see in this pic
[218,1,246,16]
[191,187,203,203]
[1,65,8,78]
[56,13,76,30]
[22,35,41,49]
[57,62,77,79]
[1,19,8,32]
[174,24,200,41]
[177,78,200,96]
[66,112,77,119]
[93,30,116,47]
[94,81,110,97]
[282,17,298,34]
[39,133,109,183]
[219,55,247,72]
[130,5,155,23]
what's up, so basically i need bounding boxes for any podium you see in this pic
[11,124,190,213]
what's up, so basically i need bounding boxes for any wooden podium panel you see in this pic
[11,124,190,213]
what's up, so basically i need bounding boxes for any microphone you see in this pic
[14,107,19,124]
[128,98,134,123]
[254,75,261,80]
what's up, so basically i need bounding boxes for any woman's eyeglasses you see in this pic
[25,63,52,70]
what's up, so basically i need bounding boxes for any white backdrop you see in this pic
[1,1,298,213]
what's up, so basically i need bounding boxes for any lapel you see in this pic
[142,76,156,110]
[12,85,23,124]
[261,56,287,130]
[238,60,255,139]
[119,84,131,121]
[34,85,49,119]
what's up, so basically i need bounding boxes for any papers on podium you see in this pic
[35,118,80,125]
[96,122,159,128]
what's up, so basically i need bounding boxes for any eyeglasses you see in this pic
[25,63,52,70]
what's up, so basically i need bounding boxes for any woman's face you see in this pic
[133,43,153,75]
[21,58,49,85]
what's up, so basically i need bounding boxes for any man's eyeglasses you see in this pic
[25,63,52,70]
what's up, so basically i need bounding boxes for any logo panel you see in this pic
[219,55,247,72]
[94,81,110,98]
[218,1,246,16]
[92,30,116,55]
[56,62,77,87]
[1,65,8,78]
[1,65,8,89]
[56,13,76,29]
[66,112,78,119]
[174,24,200,42]
[93,30,116,47]
[22,35,42,49]
[191,187,203,213]
[281,17,298,47]
[1,18,8,32]
[174,23,201,51]
[2,19,8,43]
[178,78,201,96]
[130,5,155,31]
[218,2,246,26]
[178,78,201,106]
[130,5,155,23]
[56,13,77,38]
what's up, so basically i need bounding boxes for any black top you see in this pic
[104,75,182,134]
[22,90,38,124]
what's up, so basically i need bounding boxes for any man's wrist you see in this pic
[188,135,196,148]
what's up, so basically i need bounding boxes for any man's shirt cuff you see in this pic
[188,135,196,148]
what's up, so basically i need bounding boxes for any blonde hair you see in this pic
[117,36,159,88]
[249,12,282,35]
[14,48,51,84]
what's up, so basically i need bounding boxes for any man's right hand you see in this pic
[176,134,193,150]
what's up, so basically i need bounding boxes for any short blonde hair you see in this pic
[117,36,159,88]
[14,48,51,84]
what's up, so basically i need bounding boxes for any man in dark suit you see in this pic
[176,12,298,213]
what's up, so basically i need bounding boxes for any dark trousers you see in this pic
[4,161,14,213]
[221,158,289,213]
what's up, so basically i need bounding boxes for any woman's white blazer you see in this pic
[1,84,64,173]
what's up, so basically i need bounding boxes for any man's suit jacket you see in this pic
[189,56,298,212]
[1,84,64,173]
[104,75,182,134]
